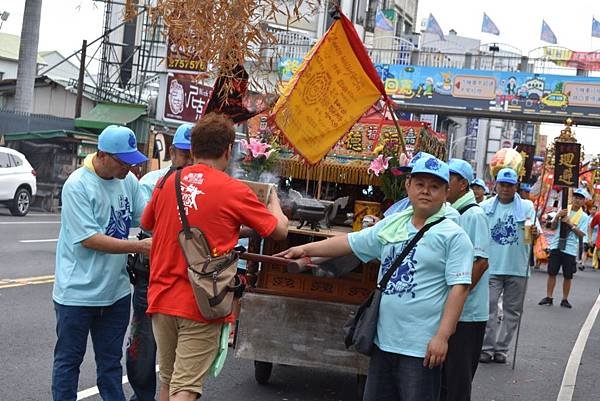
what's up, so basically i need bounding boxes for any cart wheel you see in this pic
[356,374,367,401]
[254,361,273,385]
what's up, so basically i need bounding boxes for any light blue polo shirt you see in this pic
[348,217,473,358]
[53,167,145,306]
[139,167,172,203]
[481,196,537,277]
[549,209,589,256]
[452,201,490,322]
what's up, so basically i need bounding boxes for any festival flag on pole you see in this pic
[593,17,600,38]
[270,10,387,165]
[425,13,445,41]
[540,20,557,44]
[481,12,500,35]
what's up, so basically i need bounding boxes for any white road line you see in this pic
[18,236,137,243]
[77,365,159,400]
[0,221,60,225]
[556,294,600,401]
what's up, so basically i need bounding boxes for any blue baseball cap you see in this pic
[495,168,518,185]
[410,156,449,183]
[448,159,474,183]
[98,125,148,166]
[471,178,490,194]
[173,123,193,150]
[519,183,532,193]
[573,188,591,200]
[398,151,435,172]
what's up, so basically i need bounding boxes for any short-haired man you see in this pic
[141,113,289,401]
[278,157,473,401]
[126,123,193,401]
[539,188,589,308]
[52,126,151,401]
[479,168,538,364]
[441,159,490,401]
[470,178,489,204]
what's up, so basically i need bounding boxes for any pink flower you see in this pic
[240,138,272,158]
[368,155,391,176]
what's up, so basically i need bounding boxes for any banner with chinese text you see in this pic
[270,12,386,165]
[553,142,581,187]
[514,143,536,184]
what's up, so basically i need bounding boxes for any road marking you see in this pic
[18,235,137,243]
[0,275,55,289]
[77,365,159,400]
[556,294,600,401]
[0,221,60,225]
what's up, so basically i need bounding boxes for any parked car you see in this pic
[0,147,37,216]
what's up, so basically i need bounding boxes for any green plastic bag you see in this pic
[209,323,231,377]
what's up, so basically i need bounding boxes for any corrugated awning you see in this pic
[2,129,98,143]
[75,103,146,130]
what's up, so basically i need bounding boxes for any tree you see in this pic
[14,0,43,114]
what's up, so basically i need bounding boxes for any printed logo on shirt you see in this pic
[381,244,418,299]
[491,215,519,245]
[105,195,132,240]
[180,180,205,214]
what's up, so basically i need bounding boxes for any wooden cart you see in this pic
[235,224,377,400]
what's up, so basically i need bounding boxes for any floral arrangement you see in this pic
[239,137,279,181]
[368,140,410,203]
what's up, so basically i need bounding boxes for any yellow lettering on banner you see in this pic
[271,20,382,165]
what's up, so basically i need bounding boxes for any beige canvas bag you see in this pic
[175,169,240,320]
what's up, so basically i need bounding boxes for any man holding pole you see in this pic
[538,188,589,308]
[479,168,538,364]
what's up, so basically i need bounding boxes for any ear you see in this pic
[405,176,411,190]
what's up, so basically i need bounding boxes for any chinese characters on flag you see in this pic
[553,142,581,187]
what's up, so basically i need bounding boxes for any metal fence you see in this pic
[0,110,74,135]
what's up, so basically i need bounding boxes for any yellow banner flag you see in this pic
[270,12,386,165]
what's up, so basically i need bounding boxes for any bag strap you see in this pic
[377,217,446,290]
[175,169,193,240]
[458,203,479,215]
[156,166,178,189]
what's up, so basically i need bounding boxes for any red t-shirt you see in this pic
[141,164,278,323]
[590,212,600,247]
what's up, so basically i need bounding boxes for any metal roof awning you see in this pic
[2,129,98,143]
[75,103,147,130]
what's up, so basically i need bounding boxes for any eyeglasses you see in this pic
[108,153,135,168]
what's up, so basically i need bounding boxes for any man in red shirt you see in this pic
[141,113,288,401]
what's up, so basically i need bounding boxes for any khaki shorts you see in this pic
[152,313,222,397]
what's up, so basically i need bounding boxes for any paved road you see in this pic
[1,210,600,401]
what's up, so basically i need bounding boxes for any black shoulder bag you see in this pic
[458,203,479,215]
[343,217,446,356]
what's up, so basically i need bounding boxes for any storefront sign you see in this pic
[166,36,204,72]
[163,73,213,123]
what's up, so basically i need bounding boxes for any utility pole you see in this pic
[75,40,87,118]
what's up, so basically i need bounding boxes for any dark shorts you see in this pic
[548,249,576,279]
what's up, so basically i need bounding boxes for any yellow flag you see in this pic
[270,12,385,165]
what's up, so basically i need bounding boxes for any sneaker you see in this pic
[538,297,553,306]
[479,353,493,363]
[560,299,572,308]
[493,353,507,364]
